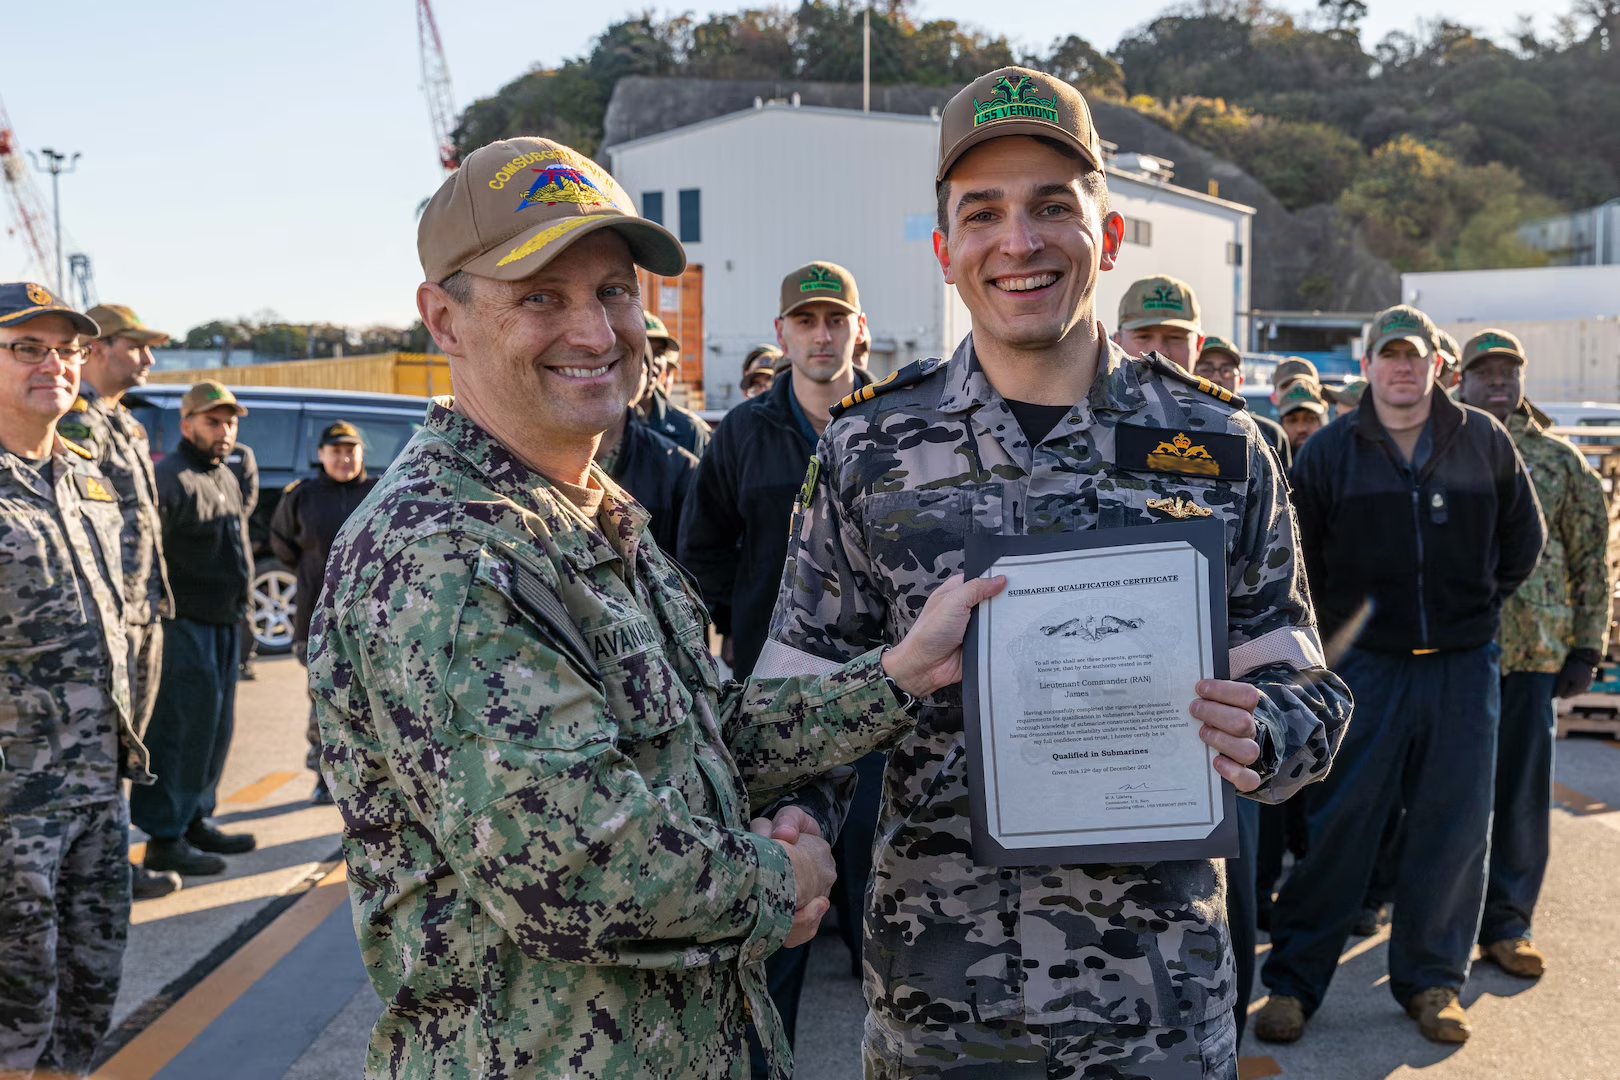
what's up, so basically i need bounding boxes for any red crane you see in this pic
[416,0,460,174]
[0,93,56,285]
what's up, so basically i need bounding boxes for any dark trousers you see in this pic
[1263,644,1500,1014]
[1481,671,1558,944]
[129,618,240,841]
[750,751,887,1079]
[0,799,130,1073]
[1226,797,1260,1045]
[1363,805,1406,910]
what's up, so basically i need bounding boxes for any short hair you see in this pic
[439,270,473,305]
[935,138,1111,235]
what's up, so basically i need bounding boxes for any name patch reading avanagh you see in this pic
[1116,424,1249,481]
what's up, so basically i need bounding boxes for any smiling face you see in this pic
[318,441,363,482]
[1458,354,1525,423]
[775,302,863,386]
[1362,338,1439,411]
[933,136,1122,354]
[436,230,646,444]
[0,314,82,428]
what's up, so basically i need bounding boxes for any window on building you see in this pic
[1227,241,1244,266]
[679,189,701,243]
[1123,217,1152,246]
[641,191,664,225]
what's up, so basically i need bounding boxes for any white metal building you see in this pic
[605,102,1254,410]
[1402,265,1620,324]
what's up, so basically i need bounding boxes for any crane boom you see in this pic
[0,93,56,283]
[416,0,460,173]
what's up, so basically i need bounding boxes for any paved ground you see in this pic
[91,654,1620,1079]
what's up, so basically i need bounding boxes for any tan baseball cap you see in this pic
[1460,328,1527,370]
[1277,378,1328,418]
[180,380,247,419]
[780,261,860,318]
[87,303,169,345]
[1118,275,1201,333]
[418,137,684,283]
[1325,378,1368,408]
[1273,357,1319,390]
[645,312,680,353]
[1367,304,1436,359]
[1200,334,1241,362]
[937,67,1104,183]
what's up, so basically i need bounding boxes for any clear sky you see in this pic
[2,0,1563,337]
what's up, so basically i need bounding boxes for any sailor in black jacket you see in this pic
[1258,306,1545,1048]
[596,405,698,554]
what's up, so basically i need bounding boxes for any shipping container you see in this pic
[145,352,451,397]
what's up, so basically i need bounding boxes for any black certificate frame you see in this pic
[963,520,1239,867]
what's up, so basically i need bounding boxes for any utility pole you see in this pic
[28,148,79,297]
[863,8,871,113]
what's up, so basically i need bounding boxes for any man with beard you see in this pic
[132,381,258,877]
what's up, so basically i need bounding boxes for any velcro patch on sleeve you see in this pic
[1116,424,1249,481]
[75,472,118,502]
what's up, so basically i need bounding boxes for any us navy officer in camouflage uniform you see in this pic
[762,68,1352,1078]
[0,283,154,1076]
[56,302,182,901]
[1457,328,1611,979]
[308,137,1003,1080]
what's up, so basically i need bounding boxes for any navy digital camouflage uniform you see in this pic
[764,336,1353,1078]
[0,436,153,1076]
[56,383,174,733]
[309,400,921,1080]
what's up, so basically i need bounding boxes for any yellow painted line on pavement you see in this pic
[224,769,301,804]
[92,863,349,1080]
[1553,781,1612,816]
[1238,1058,1283,1080]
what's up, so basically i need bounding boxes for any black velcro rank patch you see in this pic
[1116,424,1249,481]
[74,472,118,502]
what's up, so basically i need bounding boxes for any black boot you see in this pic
[310,777,336,805]
[145,838,226,877]
[186,819,257,855]
[132,864,184,900]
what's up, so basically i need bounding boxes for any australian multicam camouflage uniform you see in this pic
[308,401,918,1080]
[0,436,152,1075]
[764,336,1353,1078]
[1499,409,1611,672]
[57,384,174,730]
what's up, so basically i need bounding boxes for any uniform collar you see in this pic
[936,331,1144,418]
[2,434,75,500]
[424,397,650,564]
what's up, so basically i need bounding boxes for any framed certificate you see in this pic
[963,520,1239,866]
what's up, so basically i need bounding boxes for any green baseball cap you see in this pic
[936,66,1104,183]
[1200,335,1241,362]
[780,261,860,318]
[1277,378,1328,418]
[1118,275,1200,334]
[1460,328,1527,370]
[1367,304,1436,360]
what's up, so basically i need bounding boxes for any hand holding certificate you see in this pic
[963,521,1247,866]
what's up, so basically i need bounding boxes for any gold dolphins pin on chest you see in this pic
[1145,495,1212,519]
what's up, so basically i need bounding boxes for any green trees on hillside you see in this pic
[453,0,1620,273]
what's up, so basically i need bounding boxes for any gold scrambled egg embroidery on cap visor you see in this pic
[497,215,606,268]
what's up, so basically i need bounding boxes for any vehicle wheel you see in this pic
[251,567,297,655]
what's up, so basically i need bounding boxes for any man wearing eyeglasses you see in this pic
[0,282,155,1076]
[56,304,182,900]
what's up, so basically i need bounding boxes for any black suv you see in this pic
[124,384,429,654]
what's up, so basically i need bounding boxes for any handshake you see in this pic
[752,806,838,948]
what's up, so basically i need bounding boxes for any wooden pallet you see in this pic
[1557,694,1620,738]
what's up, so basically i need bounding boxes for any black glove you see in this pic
[1553,649,1602,700]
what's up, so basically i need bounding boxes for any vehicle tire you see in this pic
[250,566,297,656]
